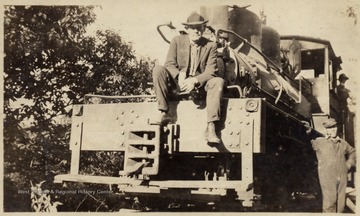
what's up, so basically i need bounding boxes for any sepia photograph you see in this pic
[2,0,359,213]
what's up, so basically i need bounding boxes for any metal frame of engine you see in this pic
[55,98,265,206]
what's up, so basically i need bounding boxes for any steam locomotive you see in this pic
[55,5,347,211]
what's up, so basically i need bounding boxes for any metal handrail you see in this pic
[84,94,156,99]
[157,22,176,44]
[226,85,244,98]
[217,29,281,72]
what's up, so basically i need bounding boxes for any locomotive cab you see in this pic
[280,36,343,136]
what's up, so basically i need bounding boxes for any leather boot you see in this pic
[204,122,221,143]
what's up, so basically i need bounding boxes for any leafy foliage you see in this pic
[79,151,124,176]
[346,6,357,25]
[4,5,154,211]
[4,6,97,124]
[31,181,63,212]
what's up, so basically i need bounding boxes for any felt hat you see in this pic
[182,12,208,26]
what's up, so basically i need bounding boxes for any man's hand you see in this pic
[347,162,352,171]
[178,72,186,84]
[301,121,312,135]
[180,77,198,93]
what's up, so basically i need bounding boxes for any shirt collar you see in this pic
[190,41,199,47]
[190,37,203,47]
[326,136,341,143]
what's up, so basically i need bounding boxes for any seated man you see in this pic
[152,12,224,144]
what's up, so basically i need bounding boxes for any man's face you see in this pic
[186,25,205,43]
[325,126,338,138]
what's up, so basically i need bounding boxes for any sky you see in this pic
[84,0,360,86]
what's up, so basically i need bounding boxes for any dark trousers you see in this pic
[153,65,224,123]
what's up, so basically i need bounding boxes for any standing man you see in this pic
[152,12,224,143]
[336,73,356,146]
[336,73,354,113]
[305,118,356,213]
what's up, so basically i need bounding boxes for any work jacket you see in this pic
[311,136,355,181]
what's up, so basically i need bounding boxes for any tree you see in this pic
[4,5,154,211]
[346,6,357,25]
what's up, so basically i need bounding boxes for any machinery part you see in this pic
[217,28,280,72]
[121,125,161,176]
[157,22,176,44]
[245,99,259,112]
[261,25,281,67]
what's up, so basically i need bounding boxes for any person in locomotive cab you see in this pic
[336,73,353,112]
[305,118,355,213]
[152,12,224,143]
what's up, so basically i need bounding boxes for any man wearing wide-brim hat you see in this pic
[152,12,224,144]
[307,118,356,212]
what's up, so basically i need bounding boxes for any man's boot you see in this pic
[204,122,221,143]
